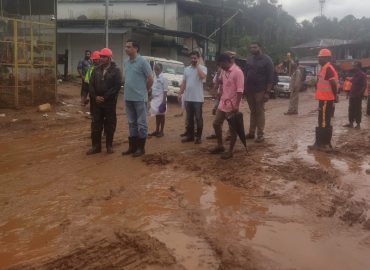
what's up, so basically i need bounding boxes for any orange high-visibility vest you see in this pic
[343,80,352,92]
[315,63,338,101]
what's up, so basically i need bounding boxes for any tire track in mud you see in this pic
[8,230,176,270]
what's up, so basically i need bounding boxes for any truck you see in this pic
[143,56,185,97]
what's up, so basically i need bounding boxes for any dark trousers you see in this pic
[348,97,362,124]
[185,101,203,138]
[367,95,370,115]
[91,103,117,148]
[81,81,89,98]
[316,100,334,145]
[318,100,334,128]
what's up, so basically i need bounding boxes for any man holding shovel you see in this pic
[209,53,245,159]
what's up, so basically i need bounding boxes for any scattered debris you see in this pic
[37,103,52,113]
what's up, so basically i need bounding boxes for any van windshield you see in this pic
[158,61,184,75]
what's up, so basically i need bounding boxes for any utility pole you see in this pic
[319,0,325,17]
[163,0,166,28]
[217,0,224,57]
[105,0,109,47]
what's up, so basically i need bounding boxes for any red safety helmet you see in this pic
[318,48,332,57]
[91,51,100,60]
[100,48,113,58]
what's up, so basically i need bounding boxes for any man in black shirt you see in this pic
[245,42,274,142]
[87,48,122,155]
[343,61,367,129]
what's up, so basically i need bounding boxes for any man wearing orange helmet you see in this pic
[308,48,338,151]
[87,48,122,155]
[84,51,101,114]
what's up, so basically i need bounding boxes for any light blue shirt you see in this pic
[124,54,152,102]
[183,65,207,102]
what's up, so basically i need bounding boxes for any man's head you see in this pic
[353,61,362,71]
[249,42,262,56]
[225,51,236,63]
[318,48,332,66]
[217,53,233,71]
[154,63,163,76]
[99,48,113,65]
[190,51,200,66]
[85,50,91,60]
[91,51,101,65]
[125,39,140,57]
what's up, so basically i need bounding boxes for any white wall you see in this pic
[57,33,124,75]
[57,32,153,76]
[58,2,178,30]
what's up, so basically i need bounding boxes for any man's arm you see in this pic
[162,78,168,104]
[180,80,186,95]
[234,70,245,111]
[77,60,83,79]
[89,70,97,101]
[329,79,338,98]
[197,65,207,80]
[265,57,274,94]
[147,74,154,91]
[362,75,368,96]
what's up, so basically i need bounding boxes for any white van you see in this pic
[143,56,184,97]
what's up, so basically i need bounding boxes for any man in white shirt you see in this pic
[179,51,207,144]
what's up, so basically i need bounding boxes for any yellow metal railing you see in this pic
[0,16,56,108]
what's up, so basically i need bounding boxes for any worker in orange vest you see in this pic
[308,48,338,151]
[343,77,352,99]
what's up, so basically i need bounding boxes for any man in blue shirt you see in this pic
[122,40,153,157]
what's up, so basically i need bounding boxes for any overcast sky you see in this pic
[280,0,370,22]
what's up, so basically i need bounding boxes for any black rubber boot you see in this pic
[321,126,333,149]
[106,133,114,154]
[122,137,137,156]
[307,127,321,150]
[87,133,101,155]
[132,138,146,157]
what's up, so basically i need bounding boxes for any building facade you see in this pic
[57,0,211,76]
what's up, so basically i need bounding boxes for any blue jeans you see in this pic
[125,101,148,138]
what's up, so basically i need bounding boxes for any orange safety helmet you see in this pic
[318,48,332,57]
[91,51,100,60]
[100,48,113,58]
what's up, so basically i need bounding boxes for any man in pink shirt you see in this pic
[209,53,245,159]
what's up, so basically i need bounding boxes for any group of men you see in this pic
[176,42,275,159]
[78,39,368,160]
[284,48,369,150]
[79,40,153,157]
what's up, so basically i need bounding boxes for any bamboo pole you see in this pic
[30,22,34,105]
[14,20,19,108]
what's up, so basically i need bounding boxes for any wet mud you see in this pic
[1,82,370,269]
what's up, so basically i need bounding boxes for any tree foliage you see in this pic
[194,0,370,62]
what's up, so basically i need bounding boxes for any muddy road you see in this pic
[1,82,370,270]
